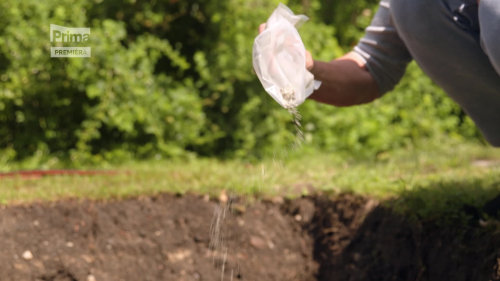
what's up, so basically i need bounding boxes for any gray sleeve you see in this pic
[353,0,412,95]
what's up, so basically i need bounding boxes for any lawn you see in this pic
[1,140,499,217]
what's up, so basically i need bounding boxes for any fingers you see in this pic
[259,23,266,34]
[305,50,314,71]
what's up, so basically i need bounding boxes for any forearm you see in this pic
[309,52,380,106]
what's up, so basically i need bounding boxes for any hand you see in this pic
[258,23,314,71]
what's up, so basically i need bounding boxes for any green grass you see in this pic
[1,141,499,221]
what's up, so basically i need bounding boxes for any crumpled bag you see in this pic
[253,3,321,109]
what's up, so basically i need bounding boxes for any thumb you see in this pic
[306,50,314,71]
[259,23,267,34]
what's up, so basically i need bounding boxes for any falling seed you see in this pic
[280,85,304,148]
[22,250,33,260]
[287,107,304,148]
[280,85,296,108]
[203,194,210,202]
[219,190,228,203]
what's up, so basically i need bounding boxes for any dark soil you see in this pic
[0,193,499,281]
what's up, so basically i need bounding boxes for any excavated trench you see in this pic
[0,193,498,281]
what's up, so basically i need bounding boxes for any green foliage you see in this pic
[316,0,380,48]
[0,0,481,165]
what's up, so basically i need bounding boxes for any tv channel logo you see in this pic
[50,24,91,58]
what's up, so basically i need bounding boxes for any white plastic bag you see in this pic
[253,3,321,109]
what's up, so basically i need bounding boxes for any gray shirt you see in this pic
[354,0,500,146]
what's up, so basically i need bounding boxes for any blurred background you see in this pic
[0,0,484,168]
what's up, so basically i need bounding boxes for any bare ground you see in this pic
[0,193,499,281]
